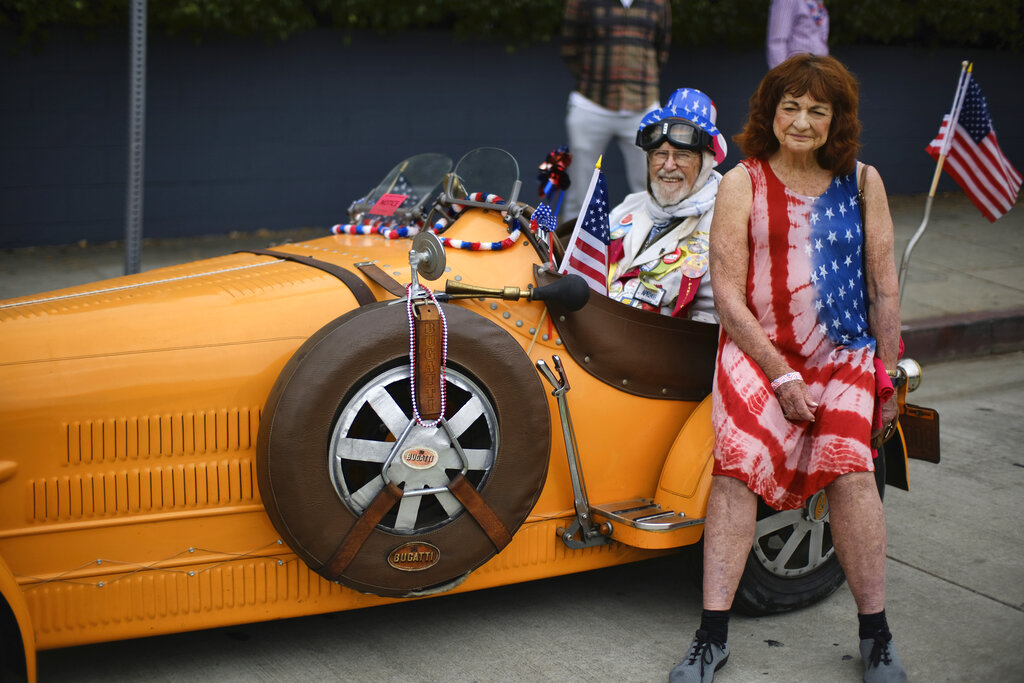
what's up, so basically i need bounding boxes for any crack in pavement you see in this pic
[888,554,1023,613]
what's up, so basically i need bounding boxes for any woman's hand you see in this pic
[871,393,899,444]
[774,380,818,422]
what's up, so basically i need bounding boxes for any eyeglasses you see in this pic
[636,119,713,152]
[649,149,700,166]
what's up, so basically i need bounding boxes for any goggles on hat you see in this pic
[636,119,713,153]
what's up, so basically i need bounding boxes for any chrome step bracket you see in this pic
[591,498,704,532]
[537,355,612,549]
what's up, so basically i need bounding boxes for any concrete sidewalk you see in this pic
[885,194,1024,361]
[1,193,1021,362]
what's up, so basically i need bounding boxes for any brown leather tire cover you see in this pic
[257,302,550,597]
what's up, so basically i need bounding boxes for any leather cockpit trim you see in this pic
[535,266,718,401]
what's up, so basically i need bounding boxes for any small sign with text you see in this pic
[370,194,408,216]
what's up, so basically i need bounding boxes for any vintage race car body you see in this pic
[0,150,936,681]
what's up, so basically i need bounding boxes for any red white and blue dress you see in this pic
[712,157,876,510]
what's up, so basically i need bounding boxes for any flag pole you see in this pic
[898,60,972,302]
[558,155,609,296]
[558,154,603,271]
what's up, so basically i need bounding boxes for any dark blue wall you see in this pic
[1,27,1020,248]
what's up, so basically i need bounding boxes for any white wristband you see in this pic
[770,372,802,391]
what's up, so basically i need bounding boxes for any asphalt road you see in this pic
[35,351,1024,682]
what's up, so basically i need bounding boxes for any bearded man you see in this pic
[606,87,727,323]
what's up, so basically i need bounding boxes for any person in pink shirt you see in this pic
[766,0,829,69]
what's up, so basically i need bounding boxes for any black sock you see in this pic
[700,609,730,645]
[858,610,891,641]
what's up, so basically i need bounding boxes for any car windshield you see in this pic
[446,147,519,203]
[351,152,452,222]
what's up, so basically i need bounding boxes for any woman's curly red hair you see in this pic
[734,54,861,174]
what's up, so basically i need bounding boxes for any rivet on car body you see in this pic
[584,356,590,363]
[503,312,510,319]
[622,379,628,385]
[559,315,566,322]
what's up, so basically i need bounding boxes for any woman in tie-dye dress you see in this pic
[669,56,906,683]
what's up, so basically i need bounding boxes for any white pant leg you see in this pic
[615,109,651,195]
[564,97,616,221]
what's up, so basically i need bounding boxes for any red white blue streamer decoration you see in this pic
[331,222,421,239]
[333,193,520,251]
[429,193,520,251]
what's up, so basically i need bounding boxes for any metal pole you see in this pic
[124,0,147,275]
[899,156,947,302]
[898,61,971,303]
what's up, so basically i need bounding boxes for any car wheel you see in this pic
[732,454,886,615]
[257,301,550,598]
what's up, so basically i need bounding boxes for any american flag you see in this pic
[559,166,610,294]
[530,201,556,233]
[926,78,1021,222]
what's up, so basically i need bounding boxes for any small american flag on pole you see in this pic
[926,77,1021,222]
[559,160,610,294]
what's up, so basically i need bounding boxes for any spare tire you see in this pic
[257,301,550,597]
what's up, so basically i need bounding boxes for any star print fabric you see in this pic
[710,157,875,510]
[807,168,873,350]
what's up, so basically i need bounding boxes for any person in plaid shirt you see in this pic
[561,0,671,220]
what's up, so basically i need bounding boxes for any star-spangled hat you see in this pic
[637,88,728,167]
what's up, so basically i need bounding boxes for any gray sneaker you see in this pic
[860,633,907,682]
[669,629,729,683]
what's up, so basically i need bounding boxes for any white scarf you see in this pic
[644,168,721,224]
[644,150,721,223]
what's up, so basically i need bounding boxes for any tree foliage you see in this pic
[1,0,1020,51]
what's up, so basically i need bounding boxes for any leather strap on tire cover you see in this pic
[413,302,443,421]
[240,248,376,306]
[356,262,408,298]
[447,474,513,551]
[321,481,403,578]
